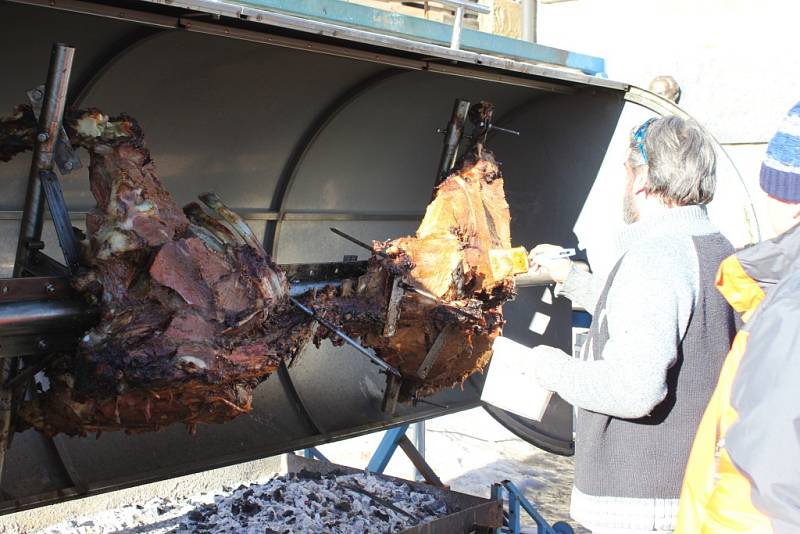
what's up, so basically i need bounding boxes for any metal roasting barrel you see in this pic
[0,0,760,513]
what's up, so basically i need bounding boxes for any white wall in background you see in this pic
[538,0,799,144]
[538,0,797,240]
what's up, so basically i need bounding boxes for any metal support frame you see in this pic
[493,480,574,534]
[302,447,330,463]
[13,43,74,277]
[1,42,75,486]
[413,420,425,482]
[435,99,471,186]
[39,170,81,274]
[8,0,612,83]
[435,0,490,51]
[187,0,602,73]
[366,424,444,488]
[0,2,620,510]
[26,86,81,175]
[521,0,537,44]
[381,374,402,415]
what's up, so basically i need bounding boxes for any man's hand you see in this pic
[528,244,572,284]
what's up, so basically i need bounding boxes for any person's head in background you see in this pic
[648,75,682,105]
[760,101,800,236]
[623,116,716,224]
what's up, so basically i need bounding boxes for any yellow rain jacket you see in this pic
[676,223,800,534]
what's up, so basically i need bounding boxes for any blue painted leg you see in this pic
[302,447,330,462]
[508,489,521,534]
[366,424,410,473]
[501,480,575,534]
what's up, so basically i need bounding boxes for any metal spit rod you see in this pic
[329,227,575,289]
[329,227,388,258]
[435,99,471,185]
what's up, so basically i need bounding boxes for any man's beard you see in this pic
[623,181,639,224]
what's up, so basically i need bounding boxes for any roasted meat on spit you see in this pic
[314,149,516,399]
[3,108,311,435]
[0,104,522,436]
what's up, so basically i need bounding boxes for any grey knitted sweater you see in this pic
[530,205,736,533]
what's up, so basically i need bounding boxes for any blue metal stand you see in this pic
[367,424,410,473]
[493,480,574,534]
[366,423,444,487]
[414,421,425,481]
[302,447,330,462]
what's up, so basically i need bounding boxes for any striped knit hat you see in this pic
[760,101,800,202]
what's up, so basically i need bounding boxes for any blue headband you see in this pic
[632,118,657,164]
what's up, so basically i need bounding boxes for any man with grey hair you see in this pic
[648,75,682,104]
[526,116,736,533]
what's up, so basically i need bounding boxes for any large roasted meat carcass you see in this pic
[0,104,523,436]
[4,108,311,436]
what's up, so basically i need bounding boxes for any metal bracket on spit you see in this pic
[467,101,520,149]
[381,375,402,415]
[3,42,76,486]
[408,328,456,411]
[435,99,471,186]
[416,328,449,381]
[39,170,82,274]
[434,99,519,191]
[26,88,84,274]
[382,276,404,337]
[27,85,81,175]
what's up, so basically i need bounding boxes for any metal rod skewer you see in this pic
[328,228,480,322]
[397,282,479,321]
[289,297,401,377]
[329,227,388,258]
[489,124,520,136]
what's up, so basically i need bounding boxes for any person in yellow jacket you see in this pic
[676,101,800,533]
